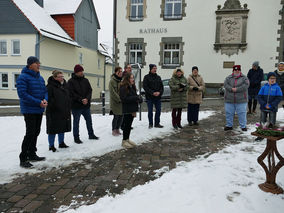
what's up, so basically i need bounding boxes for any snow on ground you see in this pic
[0,111,213,184]
[61,110,284,213]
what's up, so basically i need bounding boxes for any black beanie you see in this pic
[27,56,40,66]
[192,66,198,71]
[149,64,157,71]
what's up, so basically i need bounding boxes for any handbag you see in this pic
[191,76,205,98]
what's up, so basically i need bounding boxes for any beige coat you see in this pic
[187,74,205,104]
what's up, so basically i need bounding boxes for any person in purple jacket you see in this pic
[16,56,47,168]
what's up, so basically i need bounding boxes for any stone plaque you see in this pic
[220,17,242,44]
[214,0,249,56]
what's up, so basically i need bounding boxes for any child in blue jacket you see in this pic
[257,72,283,128]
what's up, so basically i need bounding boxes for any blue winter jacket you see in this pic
[16,66,47,114]
[257,83,283,112]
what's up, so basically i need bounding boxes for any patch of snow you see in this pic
[0,111,214,184]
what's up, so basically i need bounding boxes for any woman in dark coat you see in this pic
[46,70,71,152]
[119,73,142,148]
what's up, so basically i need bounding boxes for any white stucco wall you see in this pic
[116,0,282,83]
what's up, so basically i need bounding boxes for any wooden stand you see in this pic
[252,132,284,194]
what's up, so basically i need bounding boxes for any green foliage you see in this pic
[256,127,284,137]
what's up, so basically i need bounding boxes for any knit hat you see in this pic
[74,64,84,73]
[279,62,284,65]
[267,72,276,80]
[149,64,157,71]
[27,56,40,66]
[192,66,198,71]
[252,61,259,67]
[233,65,241,71]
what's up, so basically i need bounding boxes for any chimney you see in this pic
[34,0,44,8]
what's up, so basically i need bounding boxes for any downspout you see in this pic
[113,0,117,72]
[35,33,45,60]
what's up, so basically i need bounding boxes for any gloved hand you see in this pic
[193,87,199,91]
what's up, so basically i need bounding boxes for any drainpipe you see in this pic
[35,33,45,60]
[113,0,117,71]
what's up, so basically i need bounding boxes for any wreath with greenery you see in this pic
[255,124,284,137]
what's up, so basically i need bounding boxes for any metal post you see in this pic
[101,91,105,116]
[137,63,142,121]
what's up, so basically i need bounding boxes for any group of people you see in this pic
[109,63,205,149]
[17,56,99,168]
[223,62,284,139]
[17,55,284,168]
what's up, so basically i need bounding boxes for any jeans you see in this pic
[123,114,134,140]
[187,104,200,123]
[20,114,43,162]
[72,107,94,139]
[172,108,182,126]
[48,133,64,147]
[225,103,247,128]
[260,110,276,125]
[112,114,123,130]
[147,99,161,126]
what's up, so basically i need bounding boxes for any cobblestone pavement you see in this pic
[0,100,260,213]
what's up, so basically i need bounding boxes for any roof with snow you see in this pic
[12,0,79,47]
[44,0,82,15]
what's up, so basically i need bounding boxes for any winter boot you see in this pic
[59,142,69,148]
[28,155,46,162]
[89,134,99,140]
[74,138,83,144]
[20,161,33,168]
[112,130,118,136]
[115,129,122,135]
[122,140,134,148]
[173,124,178,129]
[49,146,57,152]
[127,139,137,147]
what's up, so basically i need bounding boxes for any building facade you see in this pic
[115,0,284,92]
[0,0,110,101]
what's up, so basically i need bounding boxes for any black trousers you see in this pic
[19,114,43,162]
[112,114,123,130]
[187,104,200,123]
[123,114,134,140]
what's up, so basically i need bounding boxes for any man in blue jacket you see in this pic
[17,56,47,168]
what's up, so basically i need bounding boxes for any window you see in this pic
[163,43,180,65]
[161,0,186,20]
[98,58,101,69]
[0,40,7,55]
[0,73,8,89]
[13,73,20,89]
[125,38,146,67]
[159,37,184,68]
[11,40,20,55]
[130,0,143,20]
[79,53,83,64]
[129,43,142,64]
[164,0,182,19]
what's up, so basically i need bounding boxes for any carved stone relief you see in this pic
[214,0,249,56]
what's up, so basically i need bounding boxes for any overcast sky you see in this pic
[93,0,113,50]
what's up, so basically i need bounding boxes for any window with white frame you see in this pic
[129,43,143,65]
[130,0,144,20]
[159,37,184,68]
[163,43,180,65]
[164,0,182,19]
[13,73,20,89]
[11,40,20,55]
[0,40,7,55]
[0,73,8,89]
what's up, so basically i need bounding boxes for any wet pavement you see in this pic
[0,98,260,212]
